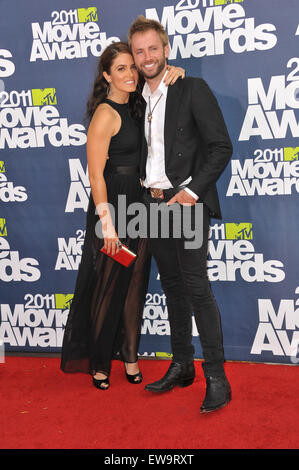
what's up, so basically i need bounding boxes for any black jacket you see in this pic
[140,77,233,219]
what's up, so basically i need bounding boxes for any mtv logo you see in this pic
[156,352,173,359]
[0,161,5,173]
[284,147,299,161]
[225,223,253,240]
[55,294,74,309]
[214,0,243,5]
[0,218,7,237]
[77,7,98,23]
[31,88,57,106]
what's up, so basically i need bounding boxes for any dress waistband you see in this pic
[105,164,140,175]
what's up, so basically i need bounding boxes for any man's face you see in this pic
[130,29,169,80]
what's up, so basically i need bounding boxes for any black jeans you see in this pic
[143,190,225,378]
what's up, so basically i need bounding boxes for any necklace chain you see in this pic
[147,94,163,147]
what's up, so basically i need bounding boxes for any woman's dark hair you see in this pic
[85,41,144,123]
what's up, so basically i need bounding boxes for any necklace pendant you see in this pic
[147,113,152,122]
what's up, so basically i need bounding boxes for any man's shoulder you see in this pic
[185,76,204,82]
[168,76,210,99]
[183,76,207,88]
[173,76,208,94]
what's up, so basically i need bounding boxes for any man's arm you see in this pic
[186,78,232,200]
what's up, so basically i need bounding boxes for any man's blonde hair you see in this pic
[128,15,169,48]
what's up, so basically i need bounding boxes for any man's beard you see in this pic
[138,56,167,80]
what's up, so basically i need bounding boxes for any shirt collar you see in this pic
[142,69,169,100]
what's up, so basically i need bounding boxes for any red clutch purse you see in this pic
[100,243,137,267]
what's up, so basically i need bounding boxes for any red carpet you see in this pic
[1,356,299,450]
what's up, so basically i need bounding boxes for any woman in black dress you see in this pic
[60,42,184,389]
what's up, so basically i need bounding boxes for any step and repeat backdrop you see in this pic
[1,0,299,365]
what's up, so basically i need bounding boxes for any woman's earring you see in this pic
[106,81,111,96]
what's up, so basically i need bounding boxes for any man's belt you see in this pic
[145,186,186,200]
[149,188,164,199]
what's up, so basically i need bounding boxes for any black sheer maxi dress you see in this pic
[60,99,151,377]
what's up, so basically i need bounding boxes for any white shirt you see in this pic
[142,72,198,200]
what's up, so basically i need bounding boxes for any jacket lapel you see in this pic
[164,79,184,166]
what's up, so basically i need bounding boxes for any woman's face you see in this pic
[104,53,138,96]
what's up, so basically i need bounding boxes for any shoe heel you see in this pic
[178,376,194,388]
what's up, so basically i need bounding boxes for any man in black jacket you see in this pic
[129,16,233,413]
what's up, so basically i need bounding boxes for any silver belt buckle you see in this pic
[150,188,164,199]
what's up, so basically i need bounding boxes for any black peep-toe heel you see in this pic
[124,364,143,384]
[92,375,110,390]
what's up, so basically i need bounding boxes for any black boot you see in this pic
[145,361,195,392]
[200,376,231,413]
